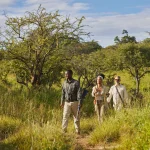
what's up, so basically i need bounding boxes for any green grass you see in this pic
[0,85,76,150]
[88,107,150,149]
[0,72,150,149]
[0,116,22,141]
[80,117,97,134]
[0,123,75,150]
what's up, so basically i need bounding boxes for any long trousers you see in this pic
[95,100,104,123]
[62,101,80,133]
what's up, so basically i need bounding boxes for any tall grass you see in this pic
[0,86,61,123]
[0,85,77,149]
[0,123,74,150]
[0,72,150,149]
[0,116,22,141]
[89,107,150,149]
[0,82,98,150]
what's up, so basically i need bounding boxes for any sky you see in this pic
[0,0,150,47]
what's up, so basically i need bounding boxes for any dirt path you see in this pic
[75,134,120,150]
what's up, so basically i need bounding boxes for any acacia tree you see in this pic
[114,29,137,44]
[118,42,150,95]
[0,6,87,88]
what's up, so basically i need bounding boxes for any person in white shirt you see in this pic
[92,74,109,123]
[107,75,128,111]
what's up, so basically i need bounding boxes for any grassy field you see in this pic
[0,72,149,149]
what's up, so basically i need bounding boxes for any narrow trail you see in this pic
[75,134,120,150]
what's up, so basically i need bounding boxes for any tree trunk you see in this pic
[135,77,140,96]
[135,68,140,96]
[31,73,42,87]
[135,71,143,107]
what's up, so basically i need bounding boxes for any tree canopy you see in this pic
[0,6,88,88]
[0,7,150,98]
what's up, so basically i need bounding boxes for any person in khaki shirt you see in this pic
[61,70,82,134]
[107,75,128,111]
[92,74,109,123]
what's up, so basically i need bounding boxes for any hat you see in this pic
[97,73,105,80]
[114,75,120,80]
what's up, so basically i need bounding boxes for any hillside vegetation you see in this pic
[0,6,150,150]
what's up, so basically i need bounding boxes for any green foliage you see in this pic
[117,43,150,95]
[69,48,113,88]
[0,6,88,88]
[79,40,102,54]
[101,46,122,71]
[112,30,150,96]
[119,43,150,69]
[1,6,150,149]
[142,38,150,43]
[114,29,137,44]
[0,59,12,88]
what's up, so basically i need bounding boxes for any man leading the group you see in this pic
[107,75,128,111]
[61,70,82,134]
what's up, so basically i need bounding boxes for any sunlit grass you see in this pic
[1,123,74,150]
[88,107,150,149]
[0,72,150,149]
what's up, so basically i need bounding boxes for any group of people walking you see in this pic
[92,73,128,123]
[61,70,128,134]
